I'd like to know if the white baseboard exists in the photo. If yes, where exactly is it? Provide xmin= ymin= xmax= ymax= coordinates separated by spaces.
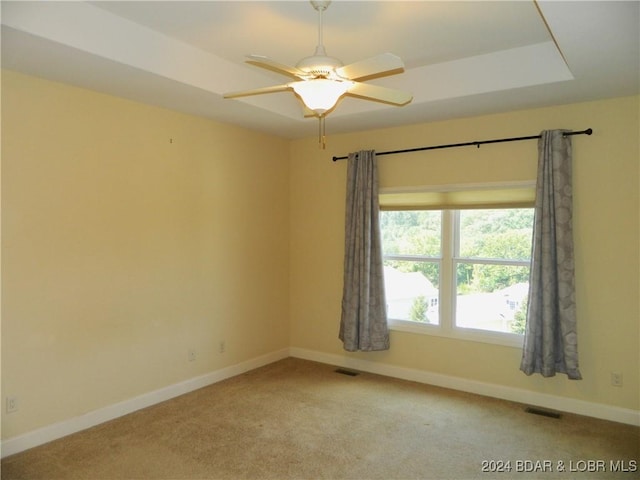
xmin=3 ymin=346 xmax=637 ymax=459
xmin=1 ymin=348 xmax=289 ymax=458
xmin=289 ymin=347 xmax=640 ymax=427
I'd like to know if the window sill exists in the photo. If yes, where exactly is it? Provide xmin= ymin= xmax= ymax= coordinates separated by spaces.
xmin=388 ymin=319 xmax=524 ymax=349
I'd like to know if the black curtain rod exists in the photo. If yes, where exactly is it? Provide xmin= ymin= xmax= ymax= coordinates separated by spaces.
xmin=332 ymin=128 xmax=593 ymax=162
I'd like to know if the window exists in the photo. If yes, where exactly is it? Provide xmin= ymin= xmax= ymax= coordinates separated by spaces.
xmin=380 ymin=207 xmax=534 ymax=346
xmin=380 ymin=210 xmax=442 ymax=325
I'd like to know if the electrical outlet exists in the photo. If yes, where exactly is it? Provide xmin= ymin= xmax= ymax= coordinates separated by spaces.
xmin=219 ymin=340 xmax=226 ymax=353
xmin=6 ymin=396 xmax=18 ymax=413
xmin=611 ymin=372 xmax=623 ymax=387
xmin=188 ymin=348 xmax=197 ymax=362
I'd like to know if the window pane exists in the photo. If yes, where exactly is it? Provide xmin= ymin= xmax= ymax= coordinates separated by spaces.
xmin=456 ymin=263 xmax=529 ymax=334
xmin=380 ymin=211 xmax=441 ymax=256
xmin=383 ymin=260 xmax=439 ymax=324
xmin=459 ymin=209 xmax=533 ymax=260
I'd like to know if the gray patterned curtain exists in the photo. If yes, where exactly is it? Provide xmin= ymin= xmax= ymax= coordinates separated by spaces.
xmin=339 ymin=150 xmax=390 ymax=352
xmin=520 ymin=130 xmax=582 ymax=379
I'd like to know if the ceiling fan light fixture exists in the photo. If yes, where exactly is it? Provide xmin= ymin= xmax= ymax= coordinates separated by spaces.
xmin=223 ymin=0 xmax=411 ymax=148
xmin=291 ymin=79 xmax=352 ymax=115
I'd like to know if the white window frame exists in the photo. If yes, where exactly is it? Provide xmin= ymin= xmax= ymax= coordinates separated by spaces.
xmin=383 ymin=208 xmax=530 ymax=349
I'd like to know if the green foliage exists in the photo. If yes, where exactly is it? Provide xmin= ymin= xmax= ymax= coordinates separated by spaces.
xmin=457 ymin=209 xmax=533 ymax=293
xmin=472 ymin=264 xmax=530 ymax=293
xmin=456 ymin=263 xmax=474 ymax=291
xmin=381 ymin=208 xmax=534 ymax=295
xmin=381 ymin=210 xmax=441 ymax=287
xmin=409 ymin=296 xmax=428 ymax=323
xmin=384 ymin=260 xmax=439 ymax=288
xmin=411 ymin=262 xmax=439 ymax=288
xmin=460 ymin=210 xmax=534 ymax=260
xmin=380 ymin=210 xmax=441 ymax=257
xmin=510 ymin=297 xmax=528 ymax=334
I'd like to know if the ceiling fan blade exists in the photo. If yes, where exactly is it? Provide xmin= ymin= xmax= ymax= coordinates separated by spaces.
xmin=346 ymin=82 xmax=412 ymax=106
xmin=223 ymin=84 xmax=292 ymax=99
xmin=246 ymin=55 xmax=309 ymax=79
xmin=336 ymin=53 xmax=405 ymax=81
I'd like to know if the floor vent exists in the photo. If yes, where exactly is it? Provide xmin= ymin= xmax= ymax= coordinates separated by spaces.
xmin=525 ymin=407 xmax=562 ymax=419
xmin=335 ymin=368 xmax=360 ymax=377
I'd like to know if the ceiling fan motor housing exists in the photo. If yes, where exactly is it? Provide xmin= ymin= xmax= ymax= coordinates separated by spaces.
xmin=296 ymin=54 xmax=344 ymax=79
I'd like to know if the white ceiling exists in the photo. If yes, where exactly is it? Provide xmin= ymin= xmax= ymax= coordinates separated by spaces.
xmin=2 ymin=1 xmax=638 ymax=139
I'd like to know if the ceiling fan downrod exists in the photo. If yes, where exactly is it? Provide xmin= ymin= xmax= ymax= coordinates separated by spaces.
xmin=297 ymin=1 xmax=342 ymax=76
xmin=311 ymin=1 xmax=330 ymax=57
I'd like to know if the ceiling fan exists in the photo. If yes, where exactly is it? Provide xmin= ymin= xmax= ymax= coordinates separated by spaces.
xmin=223 ymin=0 xmax=413 ymax=148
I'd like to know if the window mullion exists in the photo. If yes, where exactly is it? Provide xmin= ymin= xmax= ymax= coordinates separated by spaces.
xmin=440 ymin=210 xmax=455 ymax=331
xmin=384 ymin=254 xmax=441 ymax=262
xmin=454 ymin=258 xmax=531 ymax=267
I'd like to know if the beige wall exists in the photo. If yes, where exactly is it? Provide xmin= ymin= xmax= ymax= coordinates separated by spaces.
xmin=1 ymin=71 xmax=290 ymax=438
xmin=290 ymin=95 xmax=639 ymax=412
xmin=2 ymin=69 xmax=638 ymax=442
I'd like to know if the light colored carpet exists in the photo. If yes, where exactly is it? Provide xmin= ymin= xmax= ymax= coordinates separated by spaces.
xmin=2 ymin=357 xmax=638 ymax=479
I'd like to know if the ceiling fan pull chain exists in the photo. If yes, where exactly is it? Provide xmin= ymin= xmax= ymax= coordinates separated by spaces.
xmin=318 ymin=115 xmax=327 ymax=149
